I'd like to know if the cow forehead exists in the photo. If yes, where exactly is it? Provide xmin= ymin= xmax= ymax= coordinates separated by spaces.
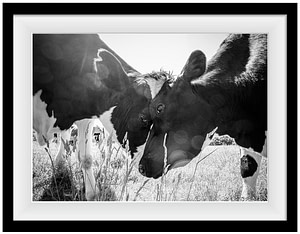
xmin=144 ymin=77 xmax=166 ymax=99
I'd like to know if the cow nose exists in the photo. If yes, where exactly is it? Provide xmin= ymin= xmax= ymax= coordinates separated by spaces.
xmin=139 ymin=163 xmax=147 ymax=176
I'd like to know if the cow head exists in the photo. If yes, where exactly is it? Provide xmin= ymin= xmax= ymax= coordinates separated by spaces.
xmin=86 ymin=48 xmax=155 ymax=158
xmin=138 ymin=50 xmax=214 ymax=178
xmin=33 ymin=34 xmax=156 ymax=157
xmin=110 ymin=70 xmax=173 ymax=158
xmin=139 ymin=34 xmax=267 ymax=178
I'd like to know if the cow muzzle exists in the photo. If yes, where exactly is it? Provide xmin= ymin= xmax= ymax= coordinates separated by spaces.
xmin=138 ymin=154 xmax=164 ymax=179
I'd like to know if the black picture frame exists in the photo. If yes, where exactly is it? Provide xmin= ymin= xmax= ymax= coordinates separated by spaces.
xmin=2 ymin=3 xmax=297 ymax=232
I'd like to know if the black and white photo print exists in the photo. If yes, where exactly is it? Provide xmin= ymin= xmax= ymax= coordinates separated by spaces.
xmin=32 ymin=34 xmax=267 ymax=202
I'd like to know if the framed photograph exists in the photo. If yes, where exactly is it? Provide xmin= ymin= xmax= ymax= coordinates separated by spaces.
xmin=3 ymin=2 xmax=297 ymax=232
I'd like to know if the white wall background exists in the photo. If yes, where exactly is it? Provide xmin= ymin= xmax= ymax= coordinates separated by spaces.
xmin=100 ymin=34 xmax=228 ymax=75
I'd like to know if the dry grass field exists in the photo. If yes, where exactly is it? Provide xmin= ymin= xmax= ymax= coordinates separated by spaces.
xmin=32 ymin=133 xmax=267 ymax=202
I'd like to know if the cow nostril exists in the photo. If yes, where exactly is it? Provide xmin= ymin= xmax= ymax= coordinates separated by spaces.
xmin=139 ymin=164 xmax=146 ymax=176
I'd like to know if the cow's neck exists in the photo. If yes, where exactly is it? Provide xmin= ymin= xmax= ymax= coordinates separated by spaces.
xmin=94 ymin=89 xmax=130 ymax=141
xmin=196 ymin=79 xmax=266 ymax=151
xmin=72 ymin=87 xmax=125 ymax=123
xmin=94 ymin=89 xmax=124 ymax=115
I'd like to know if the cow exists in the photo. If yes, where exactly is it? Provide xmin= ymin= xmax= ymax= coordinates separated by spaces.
xmin=33 ymin=34 xmax=167 ymax=200
xmin=139 ymin=34 xmax=267 ymax=200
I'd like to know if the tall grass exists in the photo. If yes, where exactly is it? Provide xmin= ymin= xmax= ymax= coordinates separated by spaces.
xmin=32 ymin=132 xmax=268 ymax=202
xmin=44 ymin=147 xmax=60 ymax=200
xmin=186 ymin=147 xmax=219 ymax=200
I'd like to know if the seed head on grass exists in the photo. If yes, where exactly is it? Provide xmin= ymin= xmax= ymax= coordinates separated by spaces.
xmin=44 ymin=147 xmax=60 ymax=201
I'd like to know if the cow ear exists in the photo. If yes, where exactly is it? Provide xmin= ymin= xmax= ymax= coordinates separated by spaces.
xmin=180 ymin=50 xmax=206 ymax=82
xmin=95 ymin=49 xmax=130 ymax=91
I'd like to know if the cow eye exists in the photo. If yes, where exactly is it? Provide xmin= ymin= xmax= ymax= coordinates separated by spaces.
xmin=156 ymin=103 xmax=165 ymax=115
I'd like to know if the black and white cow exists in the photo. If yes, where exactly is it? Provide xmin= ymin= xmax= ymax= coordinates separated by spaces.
xmin=33 ymin=34 xmax=166 ymax=200
xmin=139 ymin=34 xmax=267 ymax=200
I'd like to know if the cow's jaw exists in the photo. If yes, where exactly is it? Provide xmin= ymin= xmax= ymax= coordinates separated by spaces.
xmin=33 ymin=90 xmax=59 ymax=145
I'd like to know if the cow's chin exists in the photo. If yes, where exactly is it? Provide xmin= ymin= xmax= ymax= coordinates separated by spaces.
xmin=167 ymin=149 xmax=194 ymax=168
xmin=152 ymin=159 xmax=193 ymax=179
xmin=155 ymin=150 xmax=194 ymax=178
xmin=143 ymin=164 xmax=164 ymax=179
xmin=140 ymin=148 xmax=197 ymax=179
xmin=169 ymin=159 xmax=192 ymax=169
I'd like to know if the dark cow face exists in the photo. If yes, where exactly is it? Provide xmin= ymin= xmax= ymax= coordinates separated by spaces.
xmin=139 ymin=34 xmax=267 ymax=178
xmin=93 ymin=48 xmax=155 ymax=158
xmin=139 ymin=51 xmax=216 ymax=178
xmin=95 ymin=48 xmax=155 ymax=157
xmin=111 ymin=81 xmax=152 ymax=157
xmin=111 ymin=71 xmax=172 ymax=158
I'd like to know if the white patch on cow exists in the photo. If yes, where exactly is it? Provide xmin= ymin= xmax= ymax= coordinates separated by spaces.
xmin=75 ymin=119 xmax=99 ymax=200
xmin=240 ymin=132 xmax=267 ymax=200
xmin=33 ymin=90 xmax=59 ymax=145
xmin=201 ymin=127 xmax=218 ymax=151
xmin=240 ymin=146 xmax=263 ymax=200
xmin=54 ymin=129 xmax=71 ymax=166
xmin=99 ymin=106 xmax=117 ymax=140
xmin=144 ymin=78 xmax=165 ymax=99
xmin=239 ymin=144 xmax=267 ymax=159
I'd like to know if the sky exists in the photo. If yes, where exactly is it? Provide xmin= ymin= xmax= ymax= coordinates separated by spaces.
xmin=100 ymin=34 xmax=229 ymax=76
